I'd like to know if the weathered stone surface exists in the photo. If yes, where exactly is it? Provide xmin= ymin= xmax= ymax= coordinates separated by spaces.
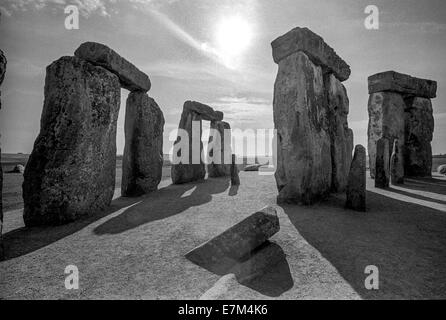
xmin=438 ymin=165 xmax=446 ymax=175
xmin=390 ymin=139 xmax=404 ymax=185
xmin=171 ymin=104 xmax=206 ymax=184
xmin=375 ymin=138 xmax=390 ymax=188
xmin=185 ymin=206 xmax=280 ymax=268
xmin=273 ymin=51 xmax=332 ymax=204
xmin=183 ymin=101 xmax=223 ymax=122
xmin=272 ymin=27 xmax=351 ymax=81
xmin=0 ymin=49 xmax=6 ymax=259
xmin=122 ymin=92 xmax=164 ymax=197
xmin=207 ymin=121 xmax=231 ymax=178
xmin=368 ymin=71 xmax=437 ymax=99
xmin=404 ymin=97 xmax=434 ymax=177
xmin=367 ymin=91 xmax=406 ymax=178
xmin=23 ymin=56 xmax=121 ymax=226
xmin=346 ymin=145 xmax=366 ymax=212
xmin=231 ymin=154 xmax=240 ymax=186
xmin=74 ymin=42 xmax=151 ymax=92
xmin=326 ymin=74 xmax=353 ymax=192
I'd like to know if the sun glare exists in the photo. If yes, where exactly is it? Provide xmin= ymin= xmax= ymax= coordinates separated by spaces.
xmin=215 ymin=15 xmax=253 ymax=68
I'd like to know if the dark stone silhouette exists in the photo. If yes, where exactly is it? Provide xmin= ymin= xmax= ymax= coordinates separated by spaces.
xmin=390 ymin=139 xmax=404 ymax=185
xmin=346 ymin=145 xmax=366 ymax=211
xmin=0 ymin=49 xmax=6 ymax=259
xmin=375 ymin=138 xmax=390 ymax=189
xmin=231 ymin=154 xmax=240 ymax=186
xmin=207 ymin=121 xmax=231 ymax=177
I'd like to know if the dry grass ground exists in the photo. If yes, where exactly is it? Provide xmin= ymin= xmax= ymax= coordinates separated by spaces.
xmin=1 ymin=170 xmax=445 ymax=299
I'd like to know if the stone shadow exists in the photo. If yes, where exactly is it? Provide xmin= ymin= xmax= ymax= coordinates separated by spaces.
xmin=280 ymin=191 xmax=446 ymax=299
xmin=187 ymin=241 xmax=293 ymax=297
xmin=94 ymin=177 xmax=230 ymax=235
xmin=1 ymin=196 xmax=142 ymax=261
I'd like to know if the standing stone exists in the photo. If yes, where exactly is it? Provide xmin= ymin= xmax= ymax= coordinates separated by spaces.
xmin=272 ymin=27 xmax=352 ymax=204
xmin=367 ymin=91 xmax=406 ymax=178
xmin=207 ymin=121 xmax=231 ymax=178
xmin=404 ymin=97 xmax=434 ymax=177
xmin=0 ymin=49 xmax=6 ymax=259
xmin=74 ymin=42 xmax=151 ymax=92
xmin=171 ymin=101 xmax=222 ymax=184
xmin=23 ymin=56 xmax=121 ymax=226
xmin=122 ymin=92 xmax=164 ymax=197
xmin=390 ymin=139 xmax=404 ymax=185
xmin=346 ymin=145 xmax=366 ymax=212
xmin=231 ymin=154 xmax=240 ymax=186
xmin=375 ymin=138 xmax=390 ymax=188
xmin=326 ymin=73 xmax=354 ymax=192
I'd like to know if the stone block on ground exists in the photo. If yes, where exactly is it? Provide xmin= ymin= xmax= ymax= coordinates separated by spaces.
xmin=185 ymin=206 xmax=280 ymax=271
xmin=74 ymin=42 xmax=151 ymax=92
xmin=23 ymin=56 xmax=121 ymax=226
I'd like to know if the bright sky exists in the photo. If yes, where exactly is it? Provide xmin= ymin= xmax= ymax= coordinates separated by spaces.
xmin=0 ymin=0 xmax=445 ymax=155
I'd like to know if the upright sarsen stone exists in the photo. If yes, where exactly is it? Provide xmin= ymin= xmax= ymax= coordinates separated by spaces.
xmin=404 ymin=97 xmax=434 ymax=177
xmin=346 ymin=145 xmax=366 ymax=212
xmin=273 ymin=51 xmax=332 ymax=204
xmin=122 ymin=92 xmax=164 ymax=197
xmin=367 ymin=92 xmax=406 ymax=178
xmin=23 ymin=56 xmax=121 ymax=226
xmin=390 ymin=139 xmax=404 ymax=185
xmin=326 ymin=74 xmax=354 ymax=192
xmin=207 ymin=121 xmax=231 ymax=178
xmin=375 ymin=138 xmax=390 ymax=189
xmin=75 ymin=42 xmax=151 ymax=92
xmin=272 ymin=27 xmax=353 ymax=204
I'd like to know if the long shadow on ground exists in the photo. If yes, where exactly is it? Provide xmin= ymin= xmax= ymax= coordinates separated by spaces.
xmin=2 ymin=196 xmax=142 ymax=261
xmin=94 ymin=177 xmax=230 ymax=235
xmin=280 ymin=184 xmax=446 ymax=299
xmin=187 ymin=241 xmax=293 ymax=297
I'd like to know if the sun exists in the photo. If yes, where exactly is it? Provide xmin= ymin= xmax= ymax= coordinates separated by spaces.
xmin=215 ymin=15 xmax=253 ymax=68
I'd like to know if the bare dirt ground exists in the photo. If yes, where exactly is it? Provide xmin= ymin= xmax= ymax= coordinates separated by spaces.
xmin=1 ymin=170 xmax=446 ymax=299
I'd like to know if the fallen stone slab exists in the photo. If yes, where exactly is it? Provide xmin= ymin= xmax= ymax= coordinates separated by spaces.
xmin=368 ymin=71 xmax=437 ymax=98
xmin=74 ymin=42 xmax=151 ymax=92
xmin=185 ymin=206 xmax=280 ymax=269
xmin=183 ymin=100 xmax=223 ymax=122
xmin=271 ymin=27 xmax=351 ymax=81
xmin=244 ymin=164 xmax=263 ymax=172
